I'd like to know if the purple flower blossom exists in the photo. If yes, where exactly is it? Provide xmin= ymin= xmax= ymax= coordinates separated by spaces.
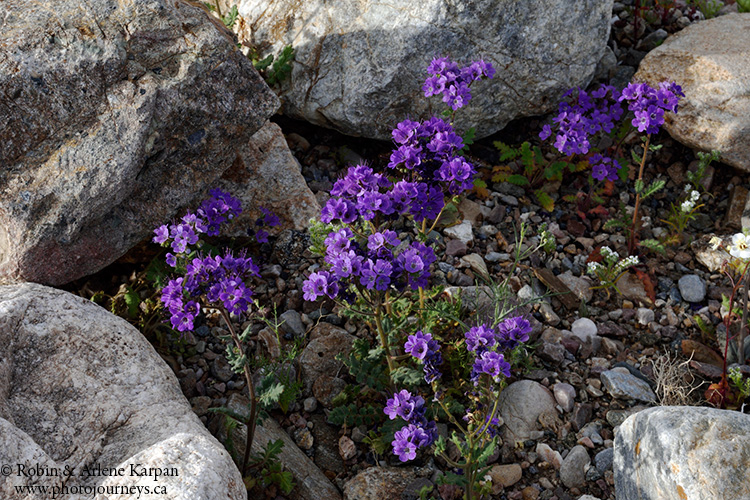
xmin=472 ymin=351 xmax=511 ymax=382
xmin=423 ymin=56 xmax=494 ymax=111
xmin=496 ymin=316 xmax=532 ymax=350
xmin=404 ymin=331 xmax=436 ymax=360
xmin=302 ymin=270 xmax=339 ymax=301
xmin=153 ymin=225 xmax=169 ymax=244
xmin=392 ymin=424 xmax=435 ymax=462
xmin=465 ymin=325 xmax=496 ymax=353
xmin=589 ymin=154 xmax=621 ymax=182
xmin=384 ymin=390 xmax=425 ymax=422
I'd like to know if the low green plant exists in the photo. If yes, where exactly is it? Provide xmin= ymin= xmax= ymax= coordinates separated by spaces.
xmin=586 ymin=246 xmax=640 ymax=298
xmin=491 ymin=140 xmax=574 ymax=211
xmin=738 ymin=0 xmax=750 ymax=12
xmin=688 ymin=0 xmax=724 ymax=18
xmin=728 ymin=367 xmax=750 ymax=402
xmin=251 ymin=45 xmax=295 ymax=87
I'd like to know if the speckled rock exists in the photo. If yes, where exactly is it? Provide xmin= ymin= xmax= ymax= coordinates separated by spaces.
xmin=614 ymin=406 xmax=750 ymax=500
xmin=677 ymin=274 xmax=706 ymax=303
xmin=560 ymin=445 xmax=590 ymax=489
xmin=0 ymin=0 xmax=278 ymax=285
xmin=497 ymin=380 xmax=559 ymax=444
xmin=299 ymin=323 xmax=355 ymax=393
xmin=227 ymin=0 xmax=613 ymax=139
xmin=0 ymin=283 xmax=245 ymax=500
xmin=343 ymin=466 xmax=419 ymax=500
xmin=215 ymin=121 xmax=320 ymax=236
xmin=635 ymin=13 xmax=750 ymax=172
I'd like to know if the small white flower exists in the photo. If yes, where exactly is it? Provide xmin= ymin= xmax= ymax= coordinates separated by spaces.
xmin=730 ymin=233 xmax=750 ymax=260
xmin=684 ymin=184 xmax=692 ymax=193
xmin=709 ymin=236 xmax=722 ymax=251
xmin=587 ymin=261 xmax=601 ymax=274
xmin=690 ymin=190 xmax=700 ymax=201
xmin=681 ymin=200 xmax=695 ymax=213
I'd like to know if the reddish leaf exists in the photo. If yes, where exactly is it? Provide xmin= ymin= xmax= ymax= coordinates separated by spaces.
xmin=576 ymin=210 xmax=588 ymax=221
xmin=588 ymin=247 xmax=604 ymax=264
xmin=589 ymin=205 xmax=609 ymax=218
xmin=633 ymin=268 xmax=656 ymax=303
xmin=600 ymin=180 xmax=615 ymax=196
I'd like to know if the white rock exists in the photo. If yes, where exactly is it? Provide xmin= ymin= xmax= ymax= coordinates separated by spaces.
xmin=571 ymin=318 xmax=598 ymax=342
xmin=0 ymin=284 xmax=245 ymax=500
xmin=444 ymin=221 xmax=474 ymax=245
xmin=615 ymin=407 xmax=750 ymax=500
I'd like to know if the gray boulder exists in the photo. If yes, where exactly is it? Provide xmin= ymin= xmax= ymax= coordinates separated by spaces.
xmin=0 ymin=283 xmax=245 ymax=500
xmin=0 ymin=0 xmax=279 ymax=286
xmin=635 ymin=13 xmax=750 ymax=172
xmin=614 ymin=406 xmax=750 ymax=500
xmin=227 ymin=0 xmax=614 ymax=139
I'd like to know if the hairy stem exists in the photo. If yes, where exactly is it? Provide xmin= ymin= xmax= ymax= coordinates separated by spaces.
xmin=629 ymin=134 xmax=651 ymax=254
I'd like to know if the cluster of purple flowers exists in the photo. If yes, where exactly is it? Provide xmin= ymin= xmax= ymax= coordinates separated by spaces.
xmin=388 ymin=117 xmax=476 ymax=196
xmin=465 ymin=316 xmax=531 ymax=385
xmin=539 ymin=81 xmax=683 ymax=181
xmin=422 ymin=56 xmax=495 ymax=111
xmin=384 ymin=390 xmax=438 ymax=462
xmin=619 ymin=81 xmax=683 ymax=134
xmin=153 ymin=189 xmax=243 ymax=265
xmin=589 ymin=154 xmax=621 ymax=182
xmin=153 ymin=189 xmax=271 ymax=332
xmin=252 ymin=206 xmax=280 ymax=243
xmin=160 ymin=250 xmax=259 ymax=331
xmin=404 ymin=331 xmax=443 ymax=383
xmin=539 ymin=84 xmax=624 ymax=157
xmin=302 ymin=227 xmax=437 ymax=301
xmin=320 ymin=164 xmax=445 ymax=225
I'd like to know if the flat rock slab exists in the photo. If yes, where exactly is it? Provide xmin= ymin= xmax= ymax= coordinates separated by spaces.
xmin=0 ymin=0 xmax=278 ymax=285
xmin=224 ymin=394 xmax=342 ymax=500
xmin=636 ymin=13 xmax=750 ymax=172
xmin=614 ymin=406 xmax=750 ymax=500
xmin=601 ymin=368 xmax=656 ymax=403
xmin=229 ymin=0 xmax=613 ymax=139
xmin=0 ymin=283 xmax=245 ymax=500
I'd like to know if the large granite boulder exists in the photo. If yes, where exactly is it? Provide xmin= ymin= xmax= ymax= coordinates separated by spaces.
xmin=635 ymin=13 xmax=750 ymax=172
xmin=0 ymin=283 xmax=246 ymax=500
xmin=614 ymin=406 xmax=750 ymax=500
xmin=0 ymin=0 xmax=279 ymax=286
xmin=225 ymin=0 xmax=614 ymax=139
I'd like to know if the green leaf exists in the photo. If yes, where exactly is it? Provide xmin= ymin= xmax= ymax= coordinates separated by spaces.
xmin=475 ymin=437 xmax=498 ymax=466
xmin=462 ymin=127 xmax=476 ymax=149
xmin=617 ymin=161 xmax=629 ymax=183
xmin=544 ymin=161 xmax=565 ymax=181
xmin=634 ymin=178 xmax=644 ymax=194
xmin=739 ymin=0 xmax=750 ymax=12
xmin=258 ymin=381 xmax=285 ymax=409
xmin=507 ymin=174 xmax=530 ymax=186
xmin=124 ymin=288 xmax=140 ymax=319
xmin=643 ymin=179 xmax=666 ymax=198
xmin=631 ymin=150 xmax=642 ymax=165
xmin=389 ymin=366 xmax=425 ymax=387
xmin=253 ymin=54 xmax=274 ymax=71
xmin=433 ymin=435 xmax=446 ymax=456
xmin=493 ymin=141 xmax=521 ymax=162
xmin=534 ymin=190 xmax=555 ymax=212
xmin=639 ymin=238 xmax=666 ymax=254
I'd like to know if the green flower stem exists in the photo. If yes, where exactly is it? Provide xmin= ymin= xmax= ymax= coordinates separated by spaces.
xmin=629 ymin=134 xmax=651 ymax=253
xmin=215 ymin=307 xmax=257 ymax=477
xmin=741 ymin=280 xmax=748 ymax=364
xmin=373 ymin=303 xmax=395 ymax=375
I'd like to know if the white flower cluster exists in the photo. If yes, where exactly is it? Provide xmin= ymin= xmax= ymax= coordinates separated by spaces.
xmin=587 ymin=261 xmax=601 ymax=274
xmin=680 ymin=188 xmax=700 ymax=213
xmin=612 ymin=255 xmax=639 ymax=275
xmin=600 ymin=246 xmax=619 ymax=266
